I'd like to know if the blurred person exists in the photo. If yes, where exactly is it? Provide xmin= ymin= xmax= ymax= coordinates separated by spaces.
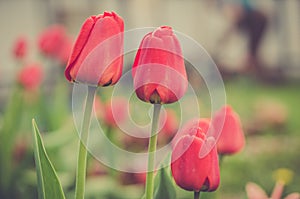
xmin=216 ymin=0 xmax=268 ymax=77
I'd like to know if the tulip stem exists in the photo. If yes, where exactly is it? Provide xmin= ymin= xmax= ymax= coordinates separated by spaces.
xmin=106 ymin=125 xmax=117 ymax=178
xmin=218 ymin=154 xmax=224 ymax=166
xmin=145 ymin=103 xmax=161 ymax=199
xmin=194 ymin=191 xmax=200 ymax=199
xmin=75 ymin=86 xmax=96 ymax=199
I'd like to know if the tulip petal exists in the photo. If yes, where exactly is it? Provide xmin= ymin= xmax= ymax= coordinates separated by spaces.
xmin=245 ymin=182 xmax=268 ymax=199
xmin=65 ymin=17 xmax=95 ymax=82
xmin=205 ymin=146 xmax=220 ymax=192
xmin=284 ymin=193 xmax=300 ymax=199
xmin=171 ymin=135 xmax=210 ymax=191
xmin=213 ymin=105 xmax=245 ymax=155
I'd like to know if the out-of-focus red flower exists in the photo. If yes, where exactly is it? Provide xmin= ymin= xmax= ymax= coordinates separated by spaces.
xmin=13 ymin=36 xmax=27 ymax=60
xmin=65 ymin=11 xmax=124 ymax=86
xmin=13 ymin=136 xmax=28 ymax=164
xmin=38 ymin=25 xmax=67 ymax=57
xmin=134 ymin=172 xmax=147 ymax=184
xmin=56 ymin=36 xmax=73 ymax=65
xmin=160 ymin=109 xmax=178 ymax=136
xmin=18 ymin=63 xmax=43 ymax=91
xmin=171 ymin=119 xmax=220 ymax=192
xmin=103 ymin=97 xmax=127 ymax=127
xmin=132 ymin=26 xmax=187 ymax=104
xmin=158 ymin=109 xmax=178 ymax=144
xmin=93 ymin=95 xmax=104 ymax=119
xmin=120 ymin=172 xmax=146 ymax=185
xmin=122 ymin=135 xmax=149 ymax=152
xmin=212 ymin=105 xmax=245 ymax=155
xmin=87 ymin=159 xmax=107 ymax=177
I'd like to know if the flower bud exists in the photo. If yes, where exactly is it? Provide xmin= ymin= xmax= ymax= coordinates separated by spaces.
xmin=213 ymin=105 xmax=245 ymax=155
xmin=171 ymin=119 xmax=220 ymax=192
xmin=65 ymin=11 xmax=124 ymax=86
xmin=132 ymin=26 xmax=187 ymax=104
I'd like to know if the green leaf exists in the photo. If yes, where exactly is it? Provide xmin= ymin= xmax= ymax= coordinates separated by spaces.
xmin=32 ymin=119 xmax=66 ymax=199
xmin=0 ymin=87 xmax=24 ymax=193
xmin=153 ymin=166 xmax=177 ymax=199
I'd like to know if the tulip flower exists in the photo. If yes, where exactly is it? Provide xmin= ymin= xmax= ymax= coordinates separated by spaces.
xmin=132 ymin=26 xmax=187 ymax=104
xmin=18 ymin=63 xmax=43 ymax=91
xmin=119 ymin=172 xmax=146 ymax=185
xmin=171 ymin=119 xmax=220 ymax=194
xmin=160 ymin=109 xmax=178 ymax=135
xmin=93 ymin=95 xmax=104 ymax=119
xmin=158 ymin=109 xmax=178 ymax=144
xmin=65 ymin=11 xmax=124 ymax=86
xmin=133 ymin=26 xmax=187 ymax=199
xmin=38 ymin=25 xmax=67 ymax=57
xmin=212 ymin=105 xmax=245 ymax=155
xmin=103 ymin=97 xmax=127 ymax=127
xmin=172 ymin=118 xmax=211 ymax=146
xmin=13 ymin=36 xmax=27 ymax=60
xmin=64 ymin=12 xmax=124 ymax=199
xmin=56 ymin=36 xmax=73 ymax=65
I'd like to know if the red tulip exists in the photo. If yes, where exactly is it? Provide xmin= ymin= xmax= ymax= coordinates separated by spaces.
xmin=38 ymin=25 xmax=67 ymax=57
xmin=157 ymin=109 xmax=178 ymax=145
xmin=93 ymin=95 xmax=104 ymax=119
xmin=65 ymin=11 xmax=124 ymax=86
xmin=171 ymin=119 xmax=220 ymax=192
xmin=56 ymin=36 xmax=73 ymax=65
xmin=132 ymin=26 xmax=187 ymax=104
xmin=172 ymin=118 xmax=212 ymax=146
xmin=103 ymin=97 xmax=127 ymax=127
xmin=119 ymin=172 xmax=146 ymax=185
xmin=18 ymin=63 xmax=43 ymax=91
xmin=13 ymin=36 xmax=27 ymax=59
xmin=159 ymin=109 xmax=178 ymax=136
xmin=212 ymin=105 xmax=245 ymax=155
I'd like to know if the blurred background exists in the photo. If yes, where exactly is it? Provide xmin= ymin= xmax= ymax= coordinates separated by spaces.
xmin=0 ymin=0 xmax=299 ymax=199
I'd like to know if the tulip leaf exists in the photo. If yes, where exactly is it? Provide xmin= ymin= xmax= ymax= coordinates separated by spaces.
xmin=153 ymin=166 xmax=176 ymax=199
xmin=32 ymin=119 xmax=66 ymax=199
xmin=0 ymin=87 xmax=24 ymax=193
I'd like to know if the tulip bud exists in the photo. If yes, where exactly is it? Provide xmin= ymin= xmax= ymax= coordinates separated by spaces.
xmin=103 ymin=97 xmax=127 ymax=127
xmin=132 ymin=26 xmax=187 ymax=104
xmin=13 ymin=36 xmax=27 ymax=60
xmin=93 ymin=95 xmax=104 ymax=119
xmin=158 ymin=109 xmax=178 ymax=144
xmin=65 ymin=11 xmax=124 ymax=86
xmin=57 ymin=36 xmax=73 ymax=65
xmin=213 ymin=105 xmax=245 ymax=155
xmin=18 ymin=63 xmax=43 ymax=91
xmin=38 ymin=25 xmax=67 ymax=57
xmin=171 ymin=119 xmax=220 ymax=192
xmin=172 ymin=118 xmax=212 ymax=146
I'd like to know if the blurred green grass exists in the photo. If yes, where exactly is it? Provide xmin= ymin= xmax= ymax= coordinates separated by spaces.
xmin=225 ymin=78 xmax=300 ymax=135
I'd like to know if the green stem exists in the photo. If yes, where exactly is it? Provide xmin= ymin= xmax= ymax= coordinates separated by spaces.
xmin=106 ymin=126 xmax=117 ymax=178
xmin=218 ymin=154 xmax=224 ymax=166
xmin=105 ymin=125 xmax=113 ymax=143
xmin=0 ymin=86 xmax=23 ymax=198
xmin=75 ymin=86 xmax=96 ymax=199
xmin=145 ymin=103 xmax=162 ymax=199
xmin=194 ymin=191 xmax=200 ymax=199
